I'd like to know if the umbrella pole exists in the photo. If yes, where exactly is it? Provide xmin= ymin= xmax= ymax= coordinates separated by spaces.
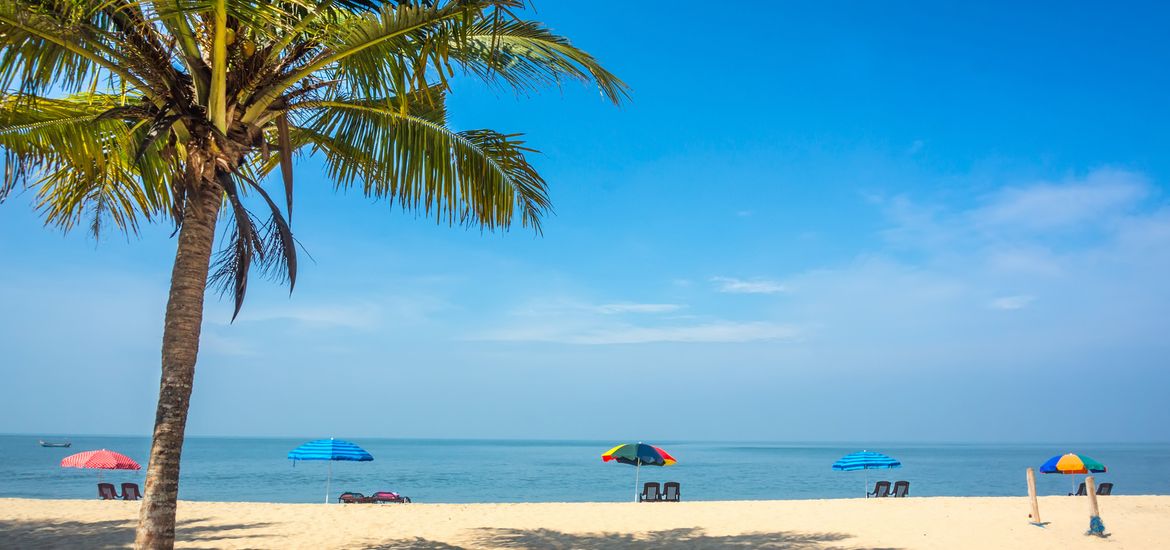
xmin=326 ymin=461 xmax=332 ymax=504
xmin=633 ymin=460 xmax=641 ymax=503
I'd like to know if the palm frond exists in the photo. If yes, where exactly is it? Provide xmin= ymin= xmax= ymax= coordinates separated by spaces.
xmin=0 ymin=1 xmax=150 ymax=94
xmin=288 ymin=97 xmax=547 ymax=231
xmin=242 ymin=0 xmax=497 ymax=123
xmin=208 ymin=170 xmax=299 ymax=317
xmin=242 ymin=175 xmax=298 ymax=290
xmin=210 ymin=171 xmax=263 ymax=319
xmin=451 ymin=16 xmax=630 ymax=104
xmin=0 ymin=94 xmax=172 ymax=233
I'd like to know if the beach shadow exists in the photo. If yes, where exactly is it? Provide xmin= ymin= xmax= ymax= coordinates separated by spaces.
xmin=0 ymin=518 xmax=134 ymax=549
xmin=177 ymin=517 xmax=278 ymax=545
xmin=367 ymin=527 xmax=897 ymax=549
xmin=0 ymin=516 xmax=276 ymax=549
xmin=365 ymin=537 xmax=468 ymax=549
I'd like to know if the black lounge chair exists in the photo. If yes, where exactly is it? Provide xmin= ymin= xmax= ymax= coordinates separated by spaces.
xmin=1070 ymin=482 xmax=1087 ymax=496
xmin=338 ymin=492 xmax=371 ymax=504
xmin=1096 ymin=483 xmax=1113 ymax=496
xmin=639 ymin=482 xmax=661 ymax=502
xmin=891 ymin=481 xmax=910 ymax=498
xmin=371 ymin=491 xmax=411 ymax=503
xmin=662 ymin=482 xmax=680 ymax=502
xmin=97 ymin=483 xmax=119 ymax=500
xmin=868 ymin=481 xmax=891 ymax=498
xmin=121 ymin=483 xmax=142 ymax=501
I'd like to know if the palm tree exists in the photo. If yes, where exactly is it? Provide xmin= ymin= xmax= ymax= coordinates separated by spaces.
xmin=0 ymin=1 xmax=626 ymax=547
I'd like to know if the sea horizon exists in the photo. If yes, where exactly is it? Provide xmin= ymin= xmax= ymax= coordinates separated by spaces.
xmin=4 ymin=435 xmax=1167 ymax=505
xmin=13 ymin=432 xmax=1170 ymax=446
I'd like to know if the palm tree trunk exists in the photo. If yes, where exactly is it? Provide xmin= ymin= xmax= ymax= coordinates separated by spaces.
xmin=134 ymin=180 xmax=222 ymax=550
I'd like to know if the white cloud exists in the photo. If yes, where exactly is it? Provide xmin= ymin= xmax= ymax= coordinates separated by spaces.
xmin=988 ymin=295 xmax=1036 ymax=310
xmin=511 ymin=300 xmax=682 ymax=317
xmin=239 ymin=304 xmax=380 ymax=329
xmin=473 ymin=321 xmax=799 ymax=345
xmin=878 ymin=169 xmax=1157 ymax=253
xmin=711 ymin=276 xmax=788 ymax=294
xmin=199 ymin=332 xmax=258 ymax=357
xmin=877 ymin=195 xmax=956 ymax=250
xmin=593 ymin=303 xmax=683 ymax=314
xmin=973 ymin=169 xmax=1149 ymax=231
xmin=771 ymin=167 xmax=1170 ymax=372
xmin=470 ymin=295 xmax=793 ymax=345
xmin=984 ymin=248 xmax=1064 ymax=277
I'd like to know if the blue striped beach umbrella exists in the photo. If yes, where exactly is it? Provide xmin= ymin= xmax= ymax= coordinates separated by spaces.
xmin=288 ymin=438 xmax=373 ymax=503
xmin=832 ymin=451 xmax=902 ymax=497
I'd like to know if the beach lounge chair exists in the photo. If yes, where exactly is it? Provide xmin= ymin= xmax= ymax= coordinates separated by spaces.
xmin=371 ymin=491 xmax=411 ymax=503
xmin=639 ymin=482 xmax=661 ymax=502
xmin=868 ymin=481 xmax=891 ymax=498
xmin=1096 ymin=483 xmax=1113 ymax=495
xmin=891 ymin=481 xmax=910 ymax=498
xmin=662 ymin=482 xmax=680 ymax=502
xmin=1070 ymin=482 xmax=1087 ymax=496
xmin=121 ymin=483 xmax=142 ymax=501
xmin=338 ymin=492 xmax=371 ymax=504
xmin=97 ymin=483 xmax=119 ymax=500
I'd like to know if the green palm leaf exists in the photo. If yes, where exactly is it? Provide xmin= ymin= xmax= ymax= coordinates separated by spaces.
xmin=0 ymin=94 xmax=172 ymax=234
xmin=288 ymin=96 xmax=548 ymax=231
xmin=453 ymin=17 xmax=630 ymax=104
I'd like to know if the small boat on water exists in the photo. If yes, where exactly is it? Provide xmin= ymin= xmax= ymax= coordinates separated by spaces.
xmin=39 ymin=440 xmax=71 ymax=448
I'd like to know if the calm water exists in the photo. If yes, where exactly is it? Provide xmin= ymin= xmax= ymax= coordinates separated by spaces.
xmin=1 ymin=435 xmax=1167 ymax=503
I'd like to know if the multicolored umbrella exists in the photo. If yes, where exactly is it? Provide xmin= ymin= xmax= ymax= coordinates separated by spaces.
xmin=1039 ymin=453 xmax=1106 ymax=475
xmin=288 ymin=438 xmax=373 ymax=503
xmin=1040 ymin=453 xmax=1107 ymax=496
xmin=601 ymin=442 xmax=677 ymax=502
xmin=60 ymin=449 xmax=141 ymax=483
xmin=832 ymin=451 xmax=901 ymax=497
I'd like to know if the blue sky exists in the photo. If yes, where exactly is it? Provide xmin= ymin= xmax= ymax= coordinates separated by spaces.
xmin=2 ymin=1 xmax=1169 ymax=442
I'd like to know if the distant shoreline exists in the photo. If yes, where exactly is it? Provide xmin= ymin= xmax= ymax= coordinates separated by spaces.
xmin=7 ymin=433 xmax=1170 ymax=445
xmin=2 ymin=496 xmax=1167 ymax=549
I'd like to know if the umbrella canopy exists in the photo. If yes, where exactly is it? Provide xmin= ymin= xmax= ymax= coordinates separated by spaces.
xmin=61 ymin=449 xmax=141 ymax=470
xmin=288 ymin=438 xmax=374 ymax=462
xmin=602 ymin=443 xmax=677 ymax=467
xmin=832 ymin=451 xmax=901 ymax=471
xmin=602 ymin=442 xmax=677 ymax=502
xmin=832 ymin=451 xmax=901 ymax=497
xmin=1040 ymin=453 xmax=1106 ymax=474
xmin=288 ymin=438 xmax=373 ymax=503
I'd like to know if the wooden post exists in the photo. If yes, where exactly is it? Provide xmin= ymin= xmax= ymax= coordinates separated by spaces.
xmin=1026 ymin=467 xmax=1042 ymax=526
xmin=1086 ymin=476 xmax=1100 ymax=517
xmin=1085 ymin=475 xmax=1107 ymax=536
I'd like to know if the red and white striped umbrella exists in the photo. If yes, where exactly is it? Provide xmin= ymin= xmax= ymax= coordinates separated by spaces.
xmin=60 ymin=449 xmax=141 ymax=470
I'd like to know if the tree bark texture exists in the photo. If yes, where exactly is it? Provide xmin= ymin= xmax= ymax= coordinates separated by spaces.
xmin=134 ymin=181 xmax=222 ymax=550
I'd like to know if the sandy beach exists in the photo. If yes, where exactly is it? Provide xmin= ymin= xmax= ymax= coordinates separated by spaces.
xmin=1 ymin=496 xmax=1167 ymax=549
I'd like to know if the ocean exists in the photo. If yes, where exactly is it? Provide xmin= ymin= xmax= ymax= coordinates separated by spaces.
xmin=1 ymin=436 xmax=1167 ymax=503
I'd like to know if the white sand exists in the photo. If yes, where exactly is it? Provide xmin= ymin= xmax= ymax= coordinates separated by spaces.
xmin=1 ymin=496 xmax=1167 ymax=548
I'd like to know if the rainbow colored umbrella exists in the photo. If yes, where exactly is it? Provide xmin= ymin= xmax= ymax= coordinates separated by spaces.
xmin=1039 ymin=453 xmax=1106 ymax=474
xmin=1040 ymin=453 xmax=1106 ymax=496
xmin=601 ymin=442 xmax=677 ymax=502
